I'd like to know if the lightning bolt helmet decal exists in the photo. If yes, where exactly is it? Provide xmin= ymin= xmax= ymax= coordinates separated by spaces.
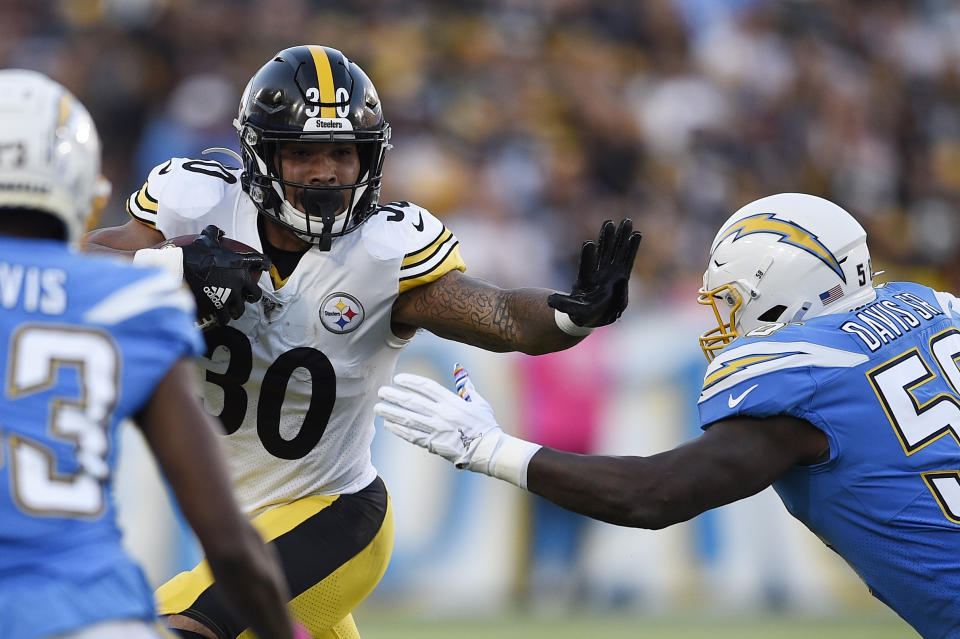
xmin=718 ymin=212 xmax=846 ymax=283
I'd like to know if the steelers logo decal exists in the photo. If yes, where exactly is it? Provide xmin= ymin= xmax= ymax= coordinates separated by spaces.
xmin=320 ymin=292 xmax=365 ymax=334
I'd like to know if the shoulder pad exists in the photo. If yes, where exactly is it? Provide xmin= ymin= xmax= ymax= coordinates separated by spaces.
xmin=127 ymin=158 xmax=241 ymax=230
xmin=365 ymin=201 xmax=467 ymax=292
xmin=371 ymin=200 xmax=446 ymax=241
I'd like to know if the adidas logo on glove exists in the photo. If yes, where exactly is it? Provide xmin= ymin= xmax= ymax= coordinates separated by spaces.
xmin=203 ymin=286 xmax=231 ymax=310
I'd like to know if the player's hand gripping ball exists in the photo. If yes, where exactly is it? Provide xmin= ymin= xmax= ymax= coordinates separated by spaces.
xmin=162 ymin=225 xmax=271 ymax=331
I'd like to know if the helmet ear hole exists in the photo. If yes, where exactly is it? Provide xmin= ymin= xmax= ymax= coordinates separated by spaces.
xmin=757 ymin=305 xmax=787 ymax=323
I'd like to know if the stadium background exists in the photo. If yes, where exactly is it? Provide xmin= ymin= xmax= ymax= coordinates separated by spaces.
xmin=6 ymin=0 xmax=957 ymax=636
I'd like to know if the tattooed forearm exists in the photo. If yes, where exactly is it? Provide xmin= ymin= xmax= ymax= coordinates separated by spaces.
xmin=392 ymin=271 xmax=583 ymax=354
xmin=415 ymin=282 xmax=525 ymax=349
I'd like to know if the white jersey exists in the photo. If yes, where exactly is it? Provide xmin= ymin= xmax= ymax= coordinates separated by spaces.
xmin=128 ymin=158 xmax=466 ymax=514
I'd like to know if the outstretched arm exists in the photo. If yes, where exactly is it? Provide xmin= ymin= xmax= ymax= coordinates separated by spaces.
xmin=392 ymin=269 xmax=580 ymax=354
xmin=375 ymin=369 xmax=828 ymax=530
xmin=137 ymin=360 xmax=296 ymax=639
xmin=392 ymin=219 xmax=642 ymax=354
xmin=526 ymin=415 xmax=827 ymax=528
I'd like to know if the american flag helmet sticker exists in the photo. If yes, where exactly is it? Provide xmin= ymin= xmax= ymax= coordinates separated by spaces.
xmin=819 ymin=284 xmax=844 ymax=306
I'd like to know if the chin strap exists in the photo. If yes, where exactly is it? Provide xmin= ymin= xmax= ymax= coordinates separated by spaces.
xmin=301 ymin=190 xmax=340 ymax=251
xmin=316 ymin=216 xmax=334 ymax=251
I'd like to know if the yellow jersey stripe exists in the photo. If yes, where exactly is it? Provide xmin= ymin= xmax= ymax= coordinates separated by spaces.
xmin=135 ymin=181 xmax=158 ymax=213
xmin=399 ymin=244 xmax=466 ymax=293
xmin=308 ymin=45 xmax=336 ymax=118
xmin=268 ymin=264 xmax=291 ymax=290
xmin=125 ymin=197 xmax=157 ymax=228
xmin=402 ymin=228 xmax=452 ymax=268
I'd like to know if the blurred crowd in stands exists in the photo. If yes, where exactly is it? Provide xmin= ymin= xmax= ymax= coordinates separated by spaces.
xmin=4 ymin=0 xmax=960 ymax=297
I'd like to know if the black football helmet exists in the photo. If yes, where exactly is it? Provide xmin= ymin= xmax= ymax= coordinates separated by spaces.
xmin=234 ymin=45 xmax=391 ymax=249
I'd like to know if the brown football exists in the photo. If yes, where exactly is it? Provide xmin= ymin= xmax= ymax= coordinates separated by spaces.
xmin=156 ymin=233 xmax=269 ymax=331
xmin=160 ymin=233 xmax=262 ymax=256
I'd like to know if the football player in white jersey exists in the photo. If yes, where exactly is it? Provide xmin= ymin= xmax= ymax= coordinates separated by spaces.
xmin=84 ymin=45 xmax=642 ymax=639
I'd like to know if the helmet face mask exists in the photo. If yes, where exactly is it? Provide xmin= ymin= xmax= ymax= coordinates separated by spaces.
xmin=0 ymin=69 xmax=110 ymax=243
xmin=270 ymin=139 xmax=363 ymax=235
xmin=236 ymin=45 xmax=391 ymax=249
xmin=698 ymin=283 xmax=744 ymax=361
xmin=698 ymin=193 xmax=877 ymax=361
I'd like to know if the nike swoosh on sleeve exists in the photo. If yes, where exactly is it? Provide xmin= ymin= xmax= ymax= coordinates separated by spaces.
xmin=728 ymin=384 xmax=759 ymax=408
xmin=413 ymin=212 xmax=424 ymax=232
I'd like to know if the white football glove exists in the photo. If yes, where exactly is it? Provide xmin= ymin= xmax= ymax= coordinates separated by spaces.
xmin=374 ymin=364 xmax=541 ymax=489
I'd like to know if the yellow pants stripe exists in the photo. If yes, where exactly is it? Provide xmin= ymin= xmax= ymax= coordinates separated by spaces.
xmin=156 ymin=494 xmax=341 ymax=614
xmin=156 ymin=481 xmax=392 ymax=639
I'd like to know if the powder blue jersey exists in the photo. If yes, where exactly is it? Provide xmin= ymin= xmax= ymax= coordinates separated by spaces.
xmin=0 ymin=237 xmax=203 ymax=639
xmin=699 ymin=281 xmax=960 ymax=638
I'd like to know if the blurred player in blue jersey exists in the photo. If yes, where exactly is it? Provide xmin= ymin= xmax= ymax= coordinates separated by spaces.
xmin=377 ymin=192 xmax=960 ymax=639
xmin=0 ymin=69 xmax=305 ymax=639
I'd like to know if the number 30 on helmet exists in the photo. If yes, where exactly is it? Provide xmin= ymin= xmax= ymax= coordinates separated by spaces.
xmin=234 ymin=45 xmax=392 ymax=249
xmin=698 ymin=193 xmax=877 ymax=361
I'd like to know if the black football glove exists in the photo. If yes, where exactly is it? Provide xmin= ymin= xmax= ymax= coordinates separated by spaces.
xmin=547 ymin=219 xmax=642 ymax=328
xmin=181 ymin=225 xmax=270 ymax=330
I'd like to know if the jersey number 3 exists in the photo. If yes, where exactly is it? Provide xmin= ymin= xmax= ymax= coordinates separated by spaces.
xmin=2 ymin=325 xmax=116 ymax=517
xmin=868 ymin=328 xmax=960 ymax=524
xmin=202 ymin=326 xmax=336 ymax=460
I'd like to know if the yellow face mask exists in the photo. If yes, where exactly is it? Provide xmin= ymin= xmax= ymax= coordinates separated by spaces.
xmin=697 ymin=283 xmax=743 ymax=362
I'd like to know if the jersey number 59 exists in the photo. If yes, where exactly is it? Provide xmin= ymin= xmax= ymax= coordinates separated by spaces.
xmin=868 ymin=327 xmax=960 ymax=524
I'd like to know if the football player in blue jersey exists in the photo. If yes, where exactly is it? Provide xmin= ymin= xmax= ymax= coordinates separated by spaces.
xmin=377 ymin=192 xmax=960 ymax=639
xmin=0 ymin=70 xmax=305 ymax=639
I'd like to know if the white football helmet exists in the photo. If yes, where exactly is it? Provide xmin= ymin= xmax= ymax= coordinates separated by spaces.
xmin=698 ymin=193 xmax=877 ymax=361
xmin=0 ymin=69 xmax=110 ymax=242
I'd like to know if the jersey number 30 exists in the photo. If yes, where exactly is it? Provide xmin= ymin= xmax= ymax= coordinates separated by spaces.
xmin=868 ymin=327 xmax=960 ymax=524
xmin=202 ymin=326 xmax=336 ymax=460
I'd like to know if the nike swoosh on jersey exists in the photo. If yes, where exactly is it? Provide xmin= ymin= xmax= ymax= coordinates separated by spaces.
xmin=413 ymin=212 xmax=424 ymax=232
xmin=728 ymin=384 xmax=759 ymax=408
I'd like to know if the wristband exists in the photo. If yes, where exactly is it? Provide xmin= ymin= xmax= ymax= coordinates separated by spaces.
xmin=554 ymin=308 xmax=595 ymax=337
xmin=132 ymin=245 xmax=184 ymax=279
xmin=465 ymin=431 xmax=542 ymax=490
xmin=490 ymin=435 xmax=542 ymax=490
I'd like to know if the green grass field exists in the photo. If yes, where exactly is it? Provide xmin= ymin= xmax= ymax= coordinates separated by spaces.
xmin=357 ymin=610 xmax=919 ymax=639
